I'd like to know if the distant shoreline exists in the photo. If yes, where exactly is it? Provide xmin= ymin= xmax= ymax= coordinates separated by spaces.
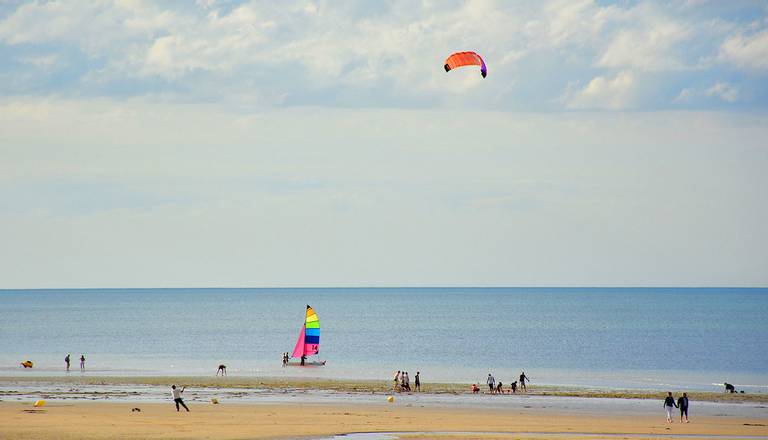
xmin=1 ymin=376 xmax=765 ymax=404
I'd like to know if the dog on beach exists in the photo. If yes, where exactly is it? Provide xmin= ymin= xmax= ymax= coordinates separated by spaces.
xmin=724 ymin=382 xmax=735 ymax=393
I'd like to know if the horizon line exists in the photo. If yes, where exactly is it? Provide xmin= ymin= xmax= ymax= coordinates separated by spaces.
xmin=1 ymin=286 xmax=767 ymax=291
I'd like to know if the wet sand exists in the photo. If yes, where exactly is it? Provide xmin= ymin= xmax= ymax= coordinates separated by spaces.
xmin=1 ymin=401 xmax=767 ymax=440
xmin=1 ymin=376 xmax=765 ymax=404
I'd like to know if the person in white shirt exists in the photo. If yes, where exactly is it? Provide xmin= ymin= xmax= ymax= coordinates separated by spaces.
xmin=171 ymin=385 xmax=189 ymax=412
xmin=487 ymin=373 xmax=495 ymax=394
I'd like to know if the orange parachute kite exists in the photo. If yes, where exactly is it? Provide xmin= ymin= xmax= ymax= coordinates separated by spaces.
xmin=444 ymin=51 xmax=487 ymax=78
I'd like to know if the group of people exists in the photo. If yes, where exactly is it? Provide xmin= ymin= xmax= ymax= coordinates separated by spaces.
xmin=64 ymin=353 xmax=86 ymax=371
xmin=482 ymin=371 xmax=529 ymax=394
xmin=663 ymin=392 xmax=690 ymax=423
xmin=393 ymin=370 xmax=420 ymax=392
xmin=281 ymin=352 xmax=290 ymax=367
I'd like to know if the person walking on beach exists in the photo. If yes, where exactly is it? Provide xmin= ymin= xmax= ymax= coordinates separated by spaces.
xmin=79 ymin=354 xmax=85 ymax=371
xmin=216 ymin=364 xmax=227 ymax=376
xmin=65 ymin=354 xmax=70 ymax=372
xmin=678 ymin=392 xmax=689 ymax=423
xmin=496 ymin=381 xmax=503 ymax=395
xmin=282 ymin=352 xmax=289 ymax=367
xmin=510 ymin=381 xmax=517 ymax=393
xmin=394 ymin=371 xmax=401 ymax=392
xmin=663 ymin=392 xmax=677 ymax=423
xmin=519 ymin=371 xmax=529 ymax=392
xmin=414 ymin=371 xmax=421 ymax=392
xmin=487 ymin=373 xmax=496 ymax=394
xmin=171 ymin=385 xmax=189 ymax=412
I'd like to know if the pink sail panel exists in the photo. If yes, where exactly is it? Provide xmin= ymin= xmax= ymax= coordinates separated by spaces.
xmin=291 ymin=324 xmax=306 ymax=358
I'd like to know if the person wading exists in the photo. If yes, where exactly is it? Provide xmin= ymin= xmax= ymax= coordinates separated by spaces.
xmin=487 ymin=373 xmax=496 ymax=394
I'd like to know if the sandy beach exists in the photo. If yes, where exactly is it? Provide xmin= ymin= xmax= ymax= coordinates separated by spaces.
xmin=1 ymin=376 xmax=767 ymax=440
xmin=1 ymin=400 xmax=767 ymax=440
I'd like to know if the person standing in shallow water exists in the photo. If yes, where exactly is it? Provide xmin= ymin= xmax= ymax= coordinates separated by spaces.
xmin=171 ymin=385 xmax=189 ymax=412
xmin=678 ymin=392 xmax=690 ymax=423
xmin=79 ymin=354 xmax=85 ymax=371
xmin=414 ymin=371 xmax=421 ymax=392
xmin=64 ymin=354 xmax=70 ymax=372
xmin=519 ymin=371 xmax=529 ymax=391
xmin=664 ymin=392 xmax=677 ymax=423
xmin=487 ymin=373 xmax=496 ymax=394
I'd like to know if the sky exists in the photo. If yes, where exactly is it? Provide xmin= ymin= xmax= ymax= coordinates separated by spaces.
xmin=1 ymin=0 xmax=767 ymax=288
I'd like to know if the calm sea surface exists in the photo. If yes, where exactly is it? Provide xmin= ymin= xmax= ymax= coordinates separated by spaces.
xmin=1 ymin=288 xmax=766 ymax=391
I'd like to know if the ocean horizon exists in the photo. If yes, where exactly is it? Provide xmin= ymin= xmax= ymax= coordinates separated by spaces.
xmin=2 ymin=287 xmax=766 ymax=392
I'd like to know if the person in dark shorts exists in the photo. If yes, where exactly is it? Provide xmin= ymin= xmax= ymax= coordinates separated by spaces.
xmin=487 ymin=373 xmax=495 ymax=393
xmin=171 ymin=385 xmax=189 ymax=412
xmin=414 ymin=371 xmax=421 ymax=392
xmin=496 ymin=382 xmax=503 ymax=394
xmin=519 ymin=372 xmax=529 ymax=391
xmin=677 ymin=392 xmax=689 ymax=423
xmin=510 ymin=381 xmax=517 ymax=393
xmin=65 ymin=354 xmax=70 ymax=372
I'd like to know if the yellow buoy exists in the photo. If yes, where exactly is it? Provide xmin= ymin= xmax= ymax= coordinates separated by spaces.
xmin=33 ymin=400 xmax=45 ymax=407
xmin=386 ymin=395 xmax=394 ymax=403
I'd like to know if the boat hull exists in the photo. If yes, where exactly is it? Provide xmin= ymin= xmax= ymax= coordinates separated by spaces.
xmin=285 ymin=360 xmax=326 ymax=366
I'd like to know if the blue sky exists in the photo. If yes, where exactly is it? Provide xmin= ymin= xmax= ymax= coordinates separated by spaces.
xmin=1 ymin=1 xmax=767 ymax=287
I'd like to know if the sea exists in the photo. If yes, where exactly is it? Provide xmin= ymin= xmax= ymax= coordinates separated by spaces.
xmin=1 ymin=287 xmax=766 ymax=393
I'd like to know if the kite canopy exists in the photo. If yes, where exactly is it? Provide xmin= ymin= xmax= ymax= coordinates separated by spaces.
xmin=444 ymin=51 xmax=487 ymax=78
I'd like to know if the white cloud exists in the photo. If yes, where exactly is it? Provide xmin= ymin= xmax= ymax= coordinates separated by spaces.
xmin=0 ymin=1 xmax=766 ymax=111
xmin=706 ymin=82 xmax=739 ymax=103
xmin=19 ymin=54 xmax=61 ymax=70
xmin=673 ymin=87 xmax=695 ymax=103
xmin=719 ymin=28 xmax=768 ymax=71
xmin=565 ymin=71 xmax=636 ymax=110
xmin=597 ymin=19 xmax=691 ymax=71
xmin=673 ymin=82 xmax=740 ymax=104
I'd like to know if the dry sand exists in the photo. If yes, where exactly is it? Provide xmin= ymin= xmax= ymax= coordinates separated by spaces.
xmin=1 ymin=401 xmax=766 ymax=440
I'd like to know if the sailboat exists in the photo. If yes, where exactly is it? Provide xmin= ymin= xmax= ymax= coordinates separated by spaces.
xmin=287 ymin=305 xmax=326 ymax=366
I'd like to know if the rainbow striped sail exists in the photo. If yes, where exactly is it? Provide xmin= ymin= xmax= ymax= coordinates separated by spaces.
xmin=292 ymin=305 xmax=320 ymax=358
